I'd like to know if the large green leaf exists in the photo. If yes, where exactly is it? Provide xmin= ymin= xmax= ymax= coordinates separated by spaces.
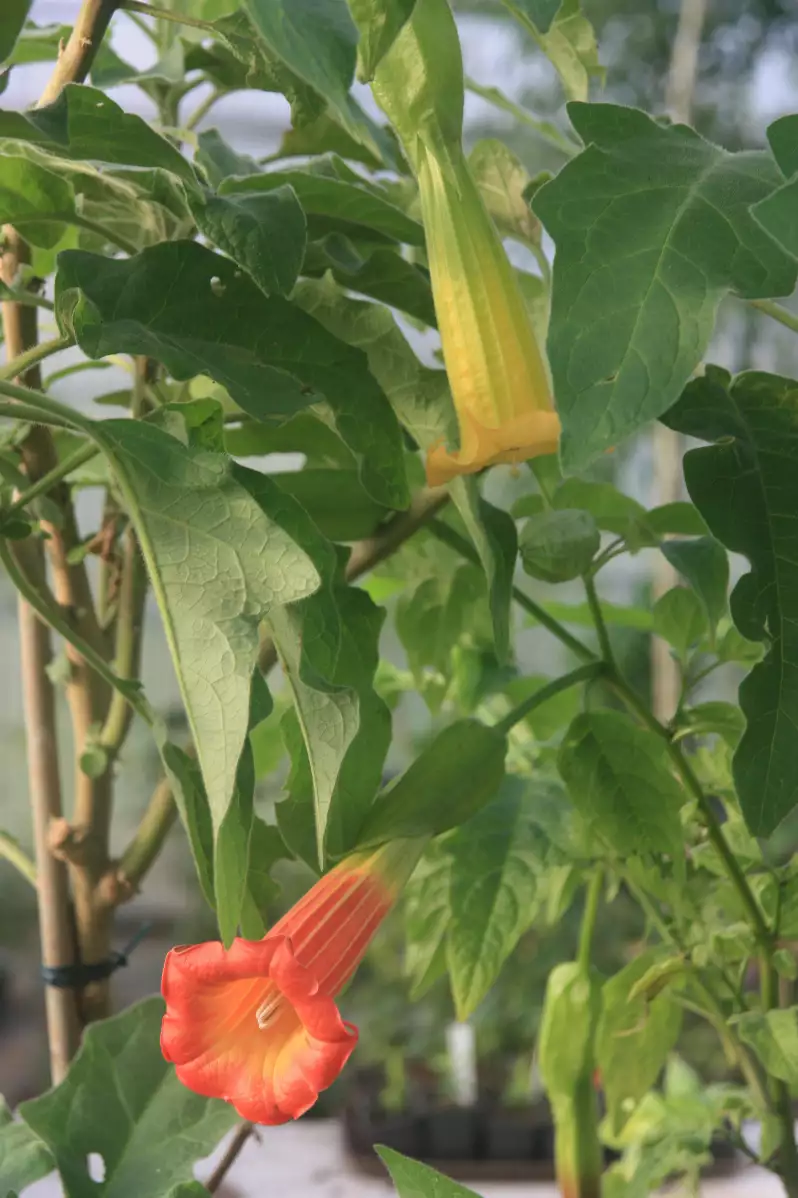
xmin=534 ymin=103 xmax=797 ymax=470
xmin=664 ymin=367 xmax=798 ymax=835
xmin=190 ymin=184 xmax=307 ymax=297
xmin=446 ymin=781 xmax=543 ymax=1019
xmin=0 ymin=0 xmax=32 ymax=62
xmin=596 ymin=949 xmax=683 ymax=1133
xmin=736 ymin=1008 xmax=798 ymax=1086
xmin=19 ymin=999 xmax=237 ymax=1198
xmin=396 ymin=563 xmax=484 ymax=699
xmin=404 ymin=841 xmax=452 ymax=998
xmin=751 ymin=115 xmax=798 ymax=261
xmin=357 ymin=719 xmax=507 ymax=848
xmin=0 ymin=153 xmax=75 ymax=242
xmin=660 ymin=536 xmax=729 ymax=638
xmin=274 ymin=468 xmax=388 ymax=541
xmin=244 ymin=0 xmax=385 ymax=158
xmin=0 ymin=1098 xmax=53 ymax=1195
xmin=91 ymin=421 xmax=321 ymax=840
xmin=220 ymin=164 xmax=424 ymax=245
xmin=0 ymin=85 xmax=195 ymax=183
xmin=347 ymin=0 xmax=417 ymax=81
xmin=55 ymin=243 xmax=409 ymax=509
xmin=377 ymin=1147 xmax=480 ymax=1197
xmin=558 ymin=711 xmax=685 ymax=858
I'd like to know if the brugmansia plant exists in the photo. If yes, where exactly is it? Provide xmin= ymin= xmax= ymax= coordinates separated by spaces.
xmin=3 ymin=0 xmax=798 ymax=1196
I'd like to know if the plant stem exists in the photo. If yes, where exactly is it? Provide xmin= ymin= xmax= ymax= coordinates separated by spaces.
xmin=100 ymin=526 xmax=147 ymax=754
xmin=6 ymin=442 xmax=98 ymax=517
xmin=120 ymin=0 xmax=219 ymax=33
xmin=37 ymin=0 xmax=121 ymax=108
xmin=117 ymin=776 xmax=178 ymax=890
xmin=428 ymin=517 xmax=596 ymax=663
xmin=493 ymin=663 xmax=605 ymax=736
xmin=0 ymin=335 xmax=73 ymax=382
xmin=583 ymin=573 xmax=616 ymax=667
xmin=749 ymin=298 xmax=798 ymax=337
xmin=0 ymin=400 xmax=76 ymax=428
xmin=0 ymin=832 xmax=37 ymax=887
xmin=186 ymin=87 xmax=223 ymax=131
xmin=577 ymin=869 xmax=603 ymax=973
xmin=0 ymin=286 xmax=54 ymax=311
xmin=206 ymin=1124 xmax=256 ymax=1193
xmin=0 ymin=376 xmax=93 ymax=429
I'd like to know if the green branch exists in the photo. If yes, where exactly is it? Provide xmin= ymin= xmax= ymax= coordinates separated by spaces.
xmin=493 ymin=663 xmax=605 ymax=736
xmin=5 ymin=441 xmax=98 ymax=518
xmin=0 ymin=831 xmax=37 ymax=887
xmin=577 ymin=868 xmax=603 ymax=973
xmin=0 ymin=335 xmax=73 ymax=382
xmin=119 ymin=0 xmax=219 ymax=33
xmin=749 ymin=298 xmax=798 ymax=336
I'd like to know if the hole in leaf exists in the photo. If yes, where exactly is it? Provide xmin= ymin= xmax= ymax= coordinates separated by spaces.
xmin=87 ymin=1153 xmax=106 ymax=1182
xmin=209 ymin=276 xmax=226 ymax=297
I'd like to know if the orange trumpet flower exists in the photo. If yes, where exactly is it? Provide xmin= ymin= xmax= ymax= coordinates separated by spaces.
xmin=161 ymin=838 xmax=424 ymax=1125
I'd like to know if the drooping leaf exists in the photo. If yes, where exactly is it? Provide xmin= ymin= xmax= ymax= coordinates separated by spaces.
xmin=18 ymin=998 xmax=237 ymax=1198
xmin=519 ymin=508 xmax=599 ymax=582
xmin=239 ymin=817 xmax=290 ymax=939
xmin=468 ymin=138 xmax=540 ymax=244
xmin=0 ymin=153 xmax=76 ymax=244
xmin=558 ymin=711 xmax=685 ymax=858
xmin=596 ymin=949 xmax=683 ymax=1133
xmin=445 ymin=489 xmax=518 ymax=665
xmin=347 ymin=0 xmax=417 ymax=81
xmin=538 ymin=961 xmax=602 ymax=1100
xmin=534 ymin=104 xmax=797 ymax=470
xmin=0 ymin=1098 xmax=53 ymax=1195
xmin=243 ymin=0 xmax=388 ymax=159
xmin=91 ymin=421 xmax=321 ymax=840
xmin=660 ymin=536 xmax=729 ymax=637
xmin=664 ymin=366 xmax=798 ymax=835
xmin=377 ymin=1147 xmax=481 ymax=1198
xmin=220 ymin=164 xmax=424 ymax=245
xmin=357 ymin=719 xmax=507 ymax=848
xmin=652 ymin=586 xmax=708 ymax=661
xmin=0 ymin=84 xmax=195 ymax=184
xmin=195 ymin=128 xmax=261 ymax=188
xmin=274 ymin=468 xmax=388 ymax=541
xmin=396 ymin=564 xmax=484 ymax=694
xmin=303 ymin=236 xmax=435 ymax=325
xmin=0 ymin=0 xmax=32 ymax=62
xmin=55 ymin=243 xmax=409 ymax=509
xmin=262 ymin=506 xmax=391 ymax=864
xmin=446 ymin=781 xmax=544 ymax=1019
xmin=751 ymin=115 xmax=798 ymax=261
xmin=501 ymin=0 xmax=603 ymax=103
xmin=190 ymin=184 xmax=307 ymax=297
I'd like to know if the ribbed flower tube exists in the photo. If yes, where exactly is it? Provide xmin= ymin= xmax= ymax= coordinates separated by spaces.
xmin=161 ymin=838 xmax=425 ymax=1125
xmin=418 ymin=141 xmax=560 ymax=485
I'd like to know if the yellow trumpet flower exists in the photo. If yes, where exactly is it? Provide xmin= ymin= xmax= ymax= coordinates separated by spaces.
xmin=419 ymin=142 xmax=560 ymax=486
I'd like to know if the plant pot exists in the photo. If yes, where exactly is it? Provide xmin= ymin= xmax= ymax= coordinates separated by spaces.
xmin=485 ymin=1107 xmax=537 ymax=1160
xmin=427 ymin=1106 xmax=479 ymax=1160
xmin=369 ymin=1111 xmax=424 ymax=1157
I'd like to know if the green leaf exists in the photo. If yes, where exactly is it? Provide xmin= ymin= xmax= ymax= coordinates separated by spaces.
xmin=92 ymin=421 xmax=321 ymax=839
xmin=538 ymin=961 xmax=602 ymax=1099
xmin=239 ymin=817 xmax=289 ymax=939
xmin=56 ymin=243 xmax=409 ymax=510
xmin=552 ymin=479 xmax=652 ymax=547
xmin=736 ymin=1008 xmax=798 ymax=1086
xmin=661 ymin=537 xmax=729 ymax=636
xmin=447 ymin=489 xmax=517 ymax=664
xmin=396 ymin=564 xmax=483 ymax=693
xmin=195 ymin=128 xmax=260 ymax=188
xmin=274 ymin=468 xmax=388 ymax=541
xmin=0 ymin=85 xmax=195 ymax=184
xmin=18 ymin=998 xmax=237 ymax=1198
xmin=404 ymin=841 xmax=452 ymax=998
xmin=652 ymin=587 xmax=708 ymax=660
xmin=664 ymin=366 xmax=798 ymax=835
xmin=347 ymin=0 xmax=417 ymax=81
xmin=646 ymin=502 xmax=709 ymax=538
xmin=447 ymin=781 xmax=543 ymax=1019
xmin=244 ymin=0 xmax=386 ymax=160
xmin=503 ymin=0 xmax=560 ymax=34
xmin=357 ymin=719 xmax=507 ymax=848
xmin=501 ymin=0 xmax=603 ymax=103
xmin=377 ymin=1147 xmax=481 ymax=1197
xmin=558 ymin=711 xmax=685 ymax=858
xmin=596 ymin=949 xmax=683 ymax=1133
xmin=519 ymin=508 xmax=600 ymax=582
xmin=220 ymin=164 xmax=423 ymax=246
xmin=503 ymin=673 xmax=581 ymax=740
xmin=269 ymin=569 xmax=391 ymax=865
xmin=0 ymin=1098 xmax=53 ymax=1195
xmin=534 ymin=104 xmax=797 ymax=471
xmin=159 ymin=745 xmax=215 ymax=909
xmin=678 ymin=701 xmax=746 ymax=748
xmin=0 ymin=154 xmax=76 ymax=243
xmin=468 ymin=138 xmax=540 ymax=243
xmin=190 ymin=184 xmax=307 ymax=297
xmin=751 ymin=116 xmax=798 ymax=261
xmin=304 ymin=236 xmax=435 ymax=325
xmin=0 ymin=0 xmax=32 ymax=62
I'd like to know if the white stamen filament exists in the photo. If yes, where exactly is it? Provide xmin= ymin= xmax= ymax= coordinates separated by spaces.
xmin=256 ymin=990 xmax=282 ymax=1030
